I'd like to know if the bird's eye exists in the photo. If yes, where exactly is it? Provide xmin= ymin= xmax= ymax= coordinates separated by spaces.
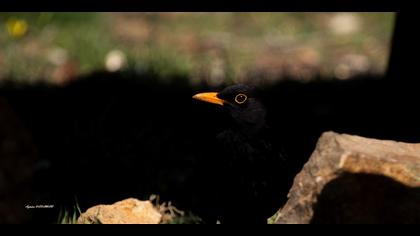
xmin=235 ymin=94 xmax=247 ymax=104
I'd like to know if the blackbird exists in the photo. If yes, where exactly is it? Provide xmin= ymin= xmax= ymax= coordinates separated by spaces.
xmin=192 ymin=84 xmax=292 ymax=224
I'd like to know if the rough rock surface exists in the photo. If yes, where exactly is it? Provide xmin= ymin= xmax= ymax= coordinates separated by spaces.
xmin=275 ymin=131 xmax=420 ymax=224
xmin=77 ymin=198 xmax=162 ymax=224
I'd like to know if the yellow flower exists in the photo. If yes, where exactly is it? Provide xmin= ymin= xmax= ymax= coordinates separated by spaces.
xmin=6 ymin=18 xmax=28 ymax=39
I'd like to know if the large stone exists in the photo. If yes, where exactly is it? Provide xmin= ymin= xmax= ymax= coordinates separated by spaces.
xmin=77 ymin=198 xmax=162 ymax=224
xmin=275 ymin=131 xmax=420 ymax=224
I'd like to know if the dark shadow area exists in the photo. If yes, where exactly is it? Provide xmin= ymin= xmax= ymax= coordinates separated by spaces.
xmin=0 ymin=13 xmax=419 ymax=224
xmin=311 ymin=173 xmax=420 ymax=224
xmin=0 ymin=71 xmax=298 ymax=224
xmin=1 ymin=67 xmax=419 ymax=224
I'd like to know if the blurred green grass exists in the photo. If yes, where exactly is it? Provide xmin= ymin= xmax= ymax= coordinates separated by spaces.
xmin=0 ymin=13 xmax=395 ymax=85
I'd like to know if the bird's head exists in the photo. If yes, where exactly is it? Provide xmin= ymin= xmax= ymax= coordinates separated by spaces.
xmin=193 ymin=84 xmax=266 ymax=134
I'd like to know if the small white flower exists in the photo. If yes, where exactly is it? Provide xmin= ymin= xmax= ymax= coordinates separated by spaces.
xmin=47 ymin=47 xmax=68 ymax=66
xmin=329 ymin=13 xmax=361 ymax=36
xmin=105 ymin=50 xmax=127 ymax=72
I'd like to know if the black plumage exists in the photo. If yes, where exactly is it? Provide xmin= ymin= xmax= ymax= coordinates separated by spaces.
xmin=192 ymin=84 xmax=292 ymax=224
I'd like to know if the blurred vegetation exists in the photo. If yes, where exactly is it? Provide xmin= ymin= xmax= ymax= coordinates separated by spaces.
xmin=57 ymin=197 xmax=82 ymax=224
xmin=0 ymin=13 xmax=395 ymax=85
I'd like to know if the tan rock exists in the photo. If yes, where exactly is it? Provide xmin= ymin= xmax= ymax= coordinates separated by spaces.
xmin=275 ymin=131 xmax=420 ymax=224
xmin=77 ymin=198 xmax=162 ymax=224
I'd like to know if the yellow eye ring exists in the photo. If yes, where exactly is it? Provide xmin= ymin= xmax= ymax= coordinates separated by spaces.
xmin=235 ymin=93 xmax=247 ymax=104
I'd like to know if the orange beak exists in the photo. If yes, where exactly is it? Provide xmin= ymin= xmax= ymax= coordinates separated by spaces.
xmin=192 ymin=92 xmax=224 ymax=106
